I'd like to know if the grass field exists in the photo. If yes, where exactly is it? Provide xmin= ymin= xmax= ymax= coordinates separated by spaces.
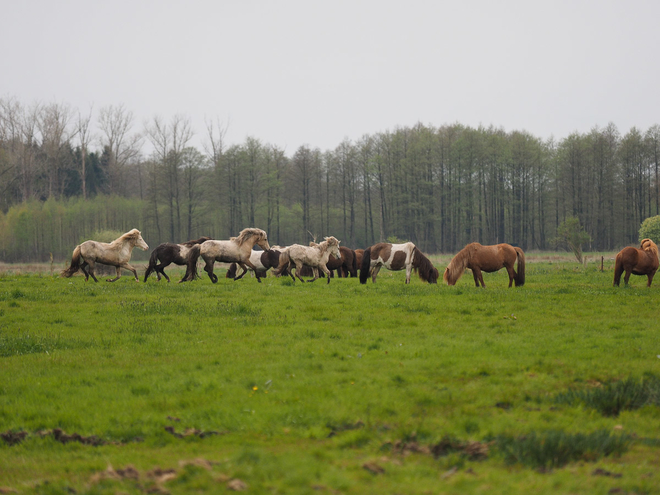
xmin=1 ymin=254 xmax=659 ymax=494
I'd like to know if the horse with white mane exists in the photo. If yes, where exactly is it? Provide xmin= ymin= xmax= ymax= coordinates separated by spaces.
xmin=184 ymin=228 xmax=271 ymax=283
xmin=61 ymin=229 xmax=149 ymax=282
xmin=273 ymin=236 xmax=341 ymax=284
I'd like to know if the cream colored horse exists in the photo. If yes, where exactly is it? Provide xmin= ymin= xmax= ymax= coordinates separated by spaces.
xmin=273 ymin=236 xmax=341 ymax=284
xmin=185 ymin=228 xmax=271 ymax=283
xmin=61 ymin=229 xmax=149 ymax=282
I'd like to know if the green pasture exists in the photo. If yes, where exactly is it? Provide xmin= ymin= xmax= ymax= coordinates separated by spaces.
xmin=1 ymin=258 xmax=659 ymax=494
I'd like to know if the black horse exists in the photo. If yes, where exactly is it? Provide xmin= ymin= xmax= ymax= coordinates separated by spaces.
xmin=144 ymin=236 xmax=211 ymax=282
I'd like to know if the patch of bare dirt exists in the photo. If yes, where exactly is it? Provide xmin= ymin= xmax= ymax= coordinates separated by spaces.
xmin=164 ymin=426 xmax=224 ymax=438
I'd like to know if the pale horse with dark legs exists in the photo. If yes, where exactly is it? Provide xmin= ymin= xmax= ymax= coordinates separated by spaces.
xmin=183 ymin=228 xmax=271 ymax=283
xmin=62 ymin=229 xmax=149 ymax=282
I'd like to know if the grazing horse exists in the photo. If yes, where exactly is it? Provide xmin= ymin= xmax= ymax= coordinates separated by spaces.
xmin=62 ymin=229 xmax=149 ymax=282
xmin=144 ymin=236 xmax=211 ymax=282
xmin=359 ymin=242 xmax=438 ymax=284
xmin=273 ymin=237 xmax=341 ymax=284
xmin=613 ymin=238 xmax=659 ymax=287
xmin=226 ymin=248 xmax=286 ymax=281
xmin=443 ymin=242 xmax=525 ymax=288
xmin=184 ymin=228 xmax=271 ymax=283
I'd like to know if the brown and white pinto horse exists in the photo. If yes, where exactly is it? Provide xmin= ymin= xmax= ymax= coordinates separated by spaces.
xmin=226 ymin=248 xmax=286 ymax=281
xmin=184 ymin=228 xmax=271 ymax=283
xmin=62 ymin=229 xmax=149 ymax=282
xmin=144 ymin=236 xmax=211 ymax=282
xmin=443 ymin=242 xmax=525 ymax=288
xmin=359 ymin=242 xmax=438 ymax=284
xmin=613 ymin=238 xmax=659 ymax=287
xmin=273 ymin=237 xmax=341 ymax=284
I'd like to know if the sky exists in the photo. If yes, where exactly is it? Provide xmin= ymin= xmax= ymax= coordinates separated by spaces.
xmin=2 ymin=0 xmax=659 ymax=154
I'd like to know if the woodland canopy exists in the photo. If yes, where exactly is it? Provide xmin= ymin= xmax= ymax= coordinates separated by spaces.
xmin=1 ymin=97 xmax=659 ymax=262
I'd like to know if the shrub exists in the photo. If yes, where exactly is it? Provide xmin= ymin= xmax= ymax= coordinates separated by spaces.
xmin=639 ymin=215 xmax=660 ymax=244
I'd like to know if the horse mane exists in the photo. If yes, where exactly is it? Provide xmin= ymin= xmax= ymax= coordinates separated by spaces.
xmin=235 ymin=228 xmax=265 ymax=246
xmin=443 ymin=242 xmax=478 ymax=285
xmin=412 ymin=246 xmax=439 ymax=283
xmin=641 ymin=238 xmax=659 ymax=257
xmin=181 ymin=236 xmax=211 ymax=247
xmin=112 ymin=229 xmax=141 ymax=245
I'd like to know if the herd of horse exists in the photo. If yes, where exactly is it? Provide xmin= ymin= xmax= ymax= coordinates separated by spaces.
xmin=61 ymin=228 xmax=660 ymax=288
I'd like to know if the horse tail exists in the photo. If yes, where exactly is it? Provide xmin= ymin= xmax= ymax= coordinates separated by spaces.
xmin=182 ymin=244 xmax=201 ymax=282
xmin=272 ymin=250 xmax=291 ymax=276
xmin=144 ymin=248 xmax=159 ymax=282
xmin=61 ymin=245 xmax=82 ymax=278
xmin=226 ymin=263 xmax=238 ymax=278
xmin=359 ymin=247 xmax=372 ymax=284
xmin=514 ymin=247 xmax=525 ymax=287
xmin=351 ymin=249 xmax=358 ymax=277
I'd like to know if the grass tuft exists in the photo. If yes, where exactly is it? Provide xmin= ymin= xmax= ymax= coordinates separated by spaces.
xmin=495 ymin=430 xmax=632 ymax=469
xmin=554 ymin=374 xmax=660 ymax=416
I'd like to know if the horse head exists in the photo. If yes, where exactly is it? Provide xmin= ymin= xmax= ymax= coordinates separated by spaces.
xmin=324 ymin=236 xmax=341 ymax=259
xmin=135 ymin=230 xmax=149 ymax=251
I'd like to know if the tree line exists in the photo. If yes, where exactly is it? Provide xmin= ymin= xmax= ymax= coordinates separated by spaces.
xmin=1 ymin=96 xmax=659 ymax=262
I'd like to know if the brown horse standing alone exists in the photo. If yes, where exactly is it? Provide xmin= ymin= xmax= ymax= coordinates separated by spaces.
xmin=443 ymin=242 xmax=525 ymax=288
xmin=613 ymin=238 xmax=659 ymax=287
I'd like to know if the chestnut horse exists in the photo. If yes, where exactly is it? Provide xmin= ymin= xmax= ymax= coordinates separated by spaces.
xmin=144 ymin=236 xmax=211 ymax=282
xmin=184 ymin=228 xmax=271 ymax=283
xmin=359 ymin=242 xmax=438 ymax=284
xmin=443 ymin=242 xmax=525 ymax=288
xmin=62 ymin=229 xmax=149 ymax=282
xmin=613 ymin=238 xmax=659 ymax=287
xmin=273 ymin=237 xmax=341 ymax=284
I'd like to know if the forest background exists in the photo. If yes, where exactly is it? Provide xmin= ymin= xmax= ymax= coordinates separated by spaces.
xmin=1 ymin=97 xmax=659 ymax=262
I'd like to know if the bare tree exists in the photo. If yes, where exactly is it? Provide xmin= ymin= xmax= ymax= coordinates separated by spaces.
xmin=98 ymin=104 xmax=142 ymax=195
xmin=146 ymin=114 xmax=194 ymax=241
xmin=75 ymin=105 xmax=94 ymax=199
xmin=38 ymin=102 xmax=73 ymax=199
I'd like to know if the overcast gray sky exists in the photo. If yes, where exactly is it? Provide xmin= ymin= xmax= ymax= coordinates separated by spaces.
xmin=3 ymin=0 xmax=659 ymax=153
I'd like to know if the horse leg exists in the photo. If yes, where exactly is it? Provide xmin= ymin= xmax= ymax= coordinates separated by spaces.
xmin=160 ymin=266 xmax=171 ymax=283
xmin=472 ymin=268 xmax=485 ymax=288
xmin=505 ymin=265 xmax=516 ymax=288
xmin=234 ymin=263 xmax=251 ymax=281
xmin=320 ymin=264 xmax=332 ymax=284
xmin=80 ymin=261 xmax=90 ymax=281
xmin=648 ymin=270 xmax=656 ymax=287
xmin=371 ymin=265 xmax=382 ymax=283
xmin=204 ymin=259 xmax=217 ymax=283
xmin=106 ymin=266 xmax=122 ymax=282
xmin=405 ymin=264 xmax=412 ymax=284
xmin=294 ymin=261 xmax=306 ymax=283
xmin=307 ymin=266 xmax=319 ymax=283
xmin=624 ymin=269 xmax=632 ymax=286
xmin=87 ymin=260 xmax=99 ymax=283
xmin=124 ymin=263 xmax=140 ymax=282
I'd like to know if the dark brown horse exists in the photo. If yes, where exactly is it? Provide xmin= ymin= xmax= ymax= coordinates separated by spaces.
xmin=613 ymin=238 xmax=659 ymax=287
xmin=443 ymin=242 xmax=525 ymax=288
xmin=360 ymin=242 xmax=438 ymax=284
xmin=144 ymin=236 xmax=211 ymax=282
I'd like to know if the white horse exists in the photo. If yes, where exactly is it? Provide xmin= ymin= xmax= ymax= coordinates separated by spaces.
xmin=185 ymin=228 xmax=271 ymax=283
xmin=273 ymin=236 xmax=341 ymax=284
xmin=62 ymin=229 xmax=149 ymax=282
